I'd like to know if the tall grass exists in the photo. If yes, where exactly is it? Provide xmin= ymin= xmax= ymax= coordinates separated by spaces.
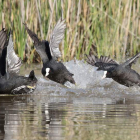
xmin=0 ymin=0 xmax=140 ymax=63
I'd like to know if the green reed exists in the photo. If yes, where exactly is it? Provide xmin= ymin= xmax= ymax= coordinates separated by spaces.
xmin=0 ymin=0 xmax=140 ymax=63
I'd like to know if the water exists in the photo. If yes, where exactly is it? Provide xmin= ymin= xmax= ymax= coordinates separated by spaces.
xmin=1 ymin=60 xmax=140 ymax=140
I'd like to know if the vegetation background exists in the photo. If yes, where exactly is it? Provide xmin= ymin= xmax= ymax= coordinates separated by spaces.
xmin=0 ymin=0 xmax=140 ymax=63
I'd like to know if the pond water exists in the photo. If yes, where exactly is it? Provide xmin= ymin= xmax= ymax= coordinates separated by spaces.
xmin=1 ymin=60 xmax=140 ymax=140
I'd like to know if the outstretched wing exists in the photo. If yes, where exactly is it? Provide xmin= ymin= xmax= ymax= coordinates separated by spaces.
xmin=24 ymin=23 xmax=50 ymax=63
xmin=121 ymin=52 xmax=140 ymax=68
xmin=7 ymin=33 xmax=22 ymax=74
xmin=23 ymin=23 xmax=40 ymax=46
xmin=0 ymin=29 xmax=8 ymax=76
xmin=0 ymin=28 xmax=7 ymax=57
xmin=49 ymin=19 xmax=66 ymax=59
xmin=85 ymin=54 xmax=118 ymax=71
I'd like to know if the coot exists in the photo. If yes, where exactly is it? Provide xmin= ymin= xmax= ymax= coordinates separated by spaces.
xmin=24 ymin=19 xmax=75 ymax=85
xmin=85 ymin=53 xmax=140 ymax=87
xmin=0 ymin=29 xmax=37 ymax=94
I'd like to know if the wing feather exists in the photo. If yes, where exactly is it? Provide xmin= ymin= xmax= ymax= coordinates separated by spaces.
xmin=121 ymin=52 xmax=140 ymax=68
xmin=23 ymin=23 xmax=40 ymax=46
xmin=0 ymin=28 xmax=7 ymax=57
xmin=49 ymin=19 xmax=66 ymax=59
xmin=85 ymin=54 xmax=118 ymax=71
xmin=7 ymin=33 xmax=22 ymax=74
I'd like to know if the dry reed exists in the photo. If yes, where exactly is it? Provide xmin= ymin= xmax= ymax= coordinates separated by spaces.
xmin=0 ymin=0 xmax=140 ymax=63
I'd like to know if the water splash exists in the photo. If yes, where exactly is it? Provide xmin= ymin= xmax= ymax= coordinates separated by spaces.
xmin=33 ymin=60 xmax=140 ymax=98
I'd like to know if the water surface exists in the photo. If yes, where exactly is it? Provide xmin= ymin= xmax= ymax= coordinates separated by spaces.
xmin=1 ymin=60 xmax=140 ymax=140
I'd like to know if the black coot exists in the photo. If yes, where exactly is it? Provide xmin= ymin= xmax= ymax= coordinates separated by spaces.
xmin=24 ymin=19 xmax=75 ymax=85
xmin=85 ymin=53 xmax=140 ymax=87
xmin=0 ymin=29 xmax=37 ymax=94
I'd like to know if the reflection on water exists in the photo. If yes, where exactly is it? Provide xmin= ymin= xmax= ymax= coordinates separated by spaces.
xmin=0 ymin=95 xmax=140 ymax=140
xmin=1 ymin=60 xmax=140 ymax=140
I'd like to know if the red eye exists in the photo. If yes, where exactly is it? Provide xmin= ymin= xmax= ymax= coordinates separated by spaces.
xmin=106 ymin=71 xmax=112 ymax=78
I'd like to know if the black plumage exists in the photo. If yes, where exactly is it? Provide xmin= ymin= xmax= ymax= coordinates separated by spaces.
xmin=0 ymin=29 xmax=37 ymax=94
xmin=24 ymin=19 xmax=75 ymax=85
xmin=85 ymin=53 xmax=140 ymax=87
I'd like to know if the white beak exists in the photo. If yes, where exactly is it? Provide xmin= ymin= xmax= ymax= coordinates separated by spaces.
xmin=45 ymin=68 xmax=50 ymax=76
xmin=102 ymin=71 xmax=107 ymax=79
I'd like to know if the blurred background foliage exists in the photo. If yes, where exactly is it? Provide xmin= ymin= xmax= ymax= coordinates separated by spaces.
xmin=0 ymin=0 xmax=140 ymax=63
